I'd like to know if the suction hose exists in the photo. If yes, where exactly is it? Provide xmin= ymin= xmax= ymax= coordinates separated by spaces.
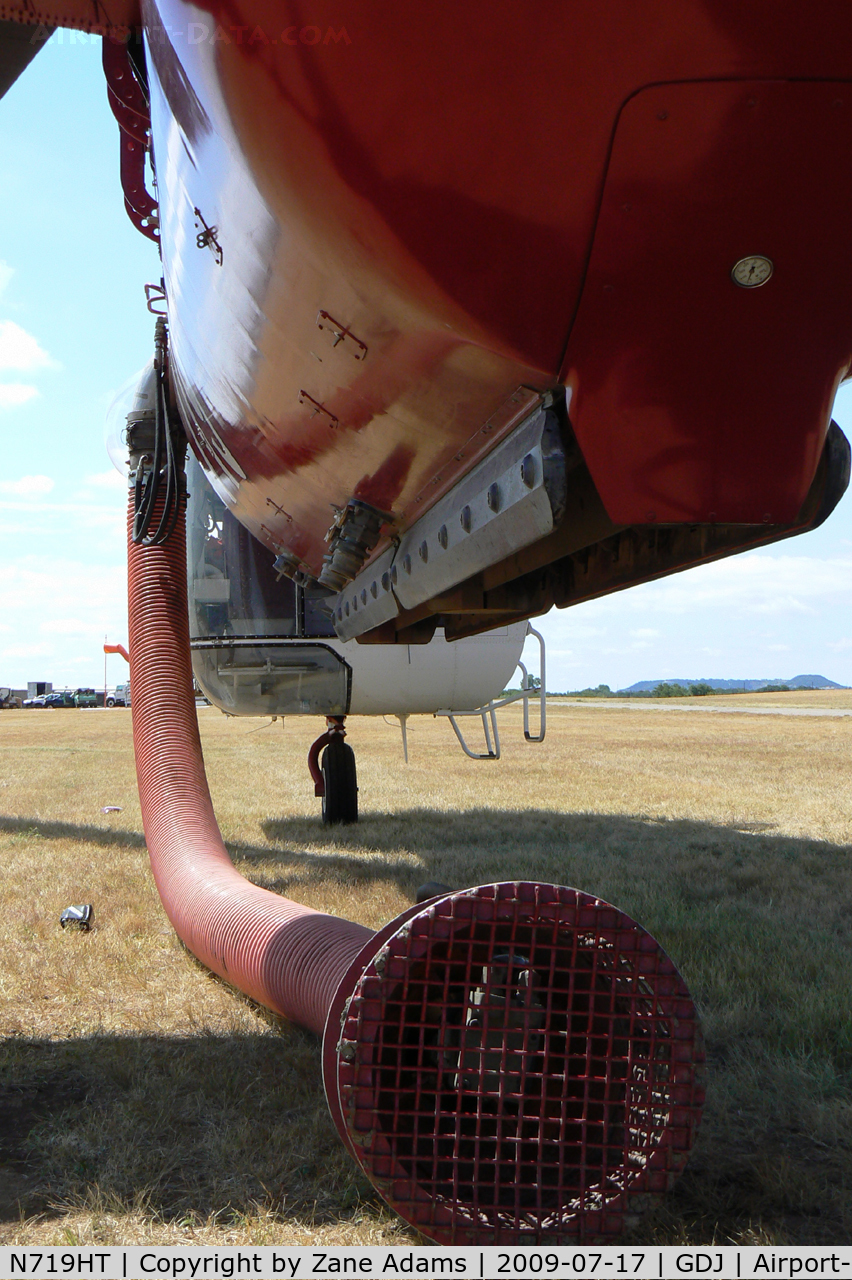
xmin=127 ymin=495 xmax=372 ymax=1030
xmin=128 ymin=487 xmax=705 ymax=1244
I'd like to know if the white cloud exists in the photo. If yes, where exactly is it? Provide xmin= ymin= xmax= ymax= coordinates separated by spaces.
xmin=0 ymin=320 xmax=57 ymax=373
xmin=545 ymin=622 xmax=607 ymax=641
xmin=0 ymin=495 xmax=126 ymax=543
xmin=630 ymin=628 xmax=660 ymax=639
xmin=0 ymin=383 xmax=38 ymax=409
xmin=82 ymin=469 xmax=127 ymax=492
xmin=0 ymin=641 xmax=54 ymax=660
xmin=40 ymin=618 xmax=110 ymax=638
xmin=0 ymin=557 xmax=127 ymax=686
xmin=750 ymin=595 xmax=812 ymax=616
xmin=605 ymin=553 xmax=852 ymax=618
xmin=0 ymin=475 xmax=54 ymax=499
xmin=0 ymin=559 xmax=123 ymax=599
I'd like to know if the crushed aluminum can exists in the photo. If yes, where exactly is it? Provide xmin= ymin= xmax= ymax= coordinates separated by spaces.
xmin=100 ymin=806 xmax=122 ymax=813
xmin=60 ymin=904 xmax=93 ymax=931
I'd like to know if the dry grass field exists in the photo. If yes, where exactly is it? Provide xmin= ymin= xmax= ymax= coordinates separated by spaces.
xmin=556 ymin=687 xmax=852 ymax=711
xmin=1 ymin=695 xmax=851 ymax=1247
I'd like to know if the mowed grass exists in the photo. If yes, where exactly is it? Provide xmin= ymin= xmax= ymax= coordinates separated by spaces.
xmin=1 ymin=698 xmax=851 ymax=1246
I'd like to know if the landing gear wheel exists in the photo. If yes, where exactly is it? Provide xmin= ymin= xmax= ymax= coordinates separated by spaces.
xmin=321 ymin=737 xmax=358 ymax=825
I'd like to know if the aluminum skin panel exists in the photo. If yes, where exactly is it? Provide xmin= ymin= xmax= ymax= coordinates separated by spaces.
xmin=331 ymin=405 xmax=562 ymax=641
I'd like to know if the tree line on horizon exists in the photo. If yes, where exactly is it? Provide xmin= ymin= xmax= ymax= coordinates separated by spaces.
xmin=542 ymin=681 xmax=811 ymax=698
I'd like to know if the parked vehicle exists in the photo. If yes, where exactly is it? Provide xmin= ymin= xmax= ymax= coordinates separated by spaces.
xmin=44 ymin=691 xmax=75 ymax=708
xmin=0 ymin=688 xmax=22 ymax=709
xmin=22 ymin=694 xmax=48 ymax=708
xmin=72 ymin=688 xmax=98 ymax=708
xmin=106 ymin=682 xmax=131 ymax=708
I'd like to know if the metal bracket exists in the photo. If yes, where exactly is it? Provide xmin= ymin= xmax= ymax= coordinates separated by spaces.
xmin=299 ymin=390 xmax=339 ymax=429
xmin=316 ymin=311 xmax=368 ymax=360
xmin=266 ymin=497 xmax=293 ymax=522
xmin=193 ymin=208 xmax=223 ymax=265
xmin=437 ymin=624 xmax=546 ymax=760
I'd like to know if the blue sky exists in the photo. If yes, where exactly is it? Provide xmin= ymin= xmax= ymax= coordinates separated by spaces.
xmin=1 ymin=31 xmax=851 ymax=693
xmin=0 ymin=32 xmax=155 ymax=691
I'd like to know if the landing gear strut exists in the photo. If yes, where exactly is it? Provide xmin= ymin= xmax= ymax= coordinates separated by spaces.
xmin=308 ymin=716 xmax=358 ymax=825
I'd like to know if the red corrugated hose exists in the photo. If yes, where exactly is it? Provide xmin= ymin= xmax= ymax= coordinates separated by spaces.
xmin=127 ymin=498 xmax=372 ymax=1033
xmin=127 ymin=487 xmax=705 ymax=1244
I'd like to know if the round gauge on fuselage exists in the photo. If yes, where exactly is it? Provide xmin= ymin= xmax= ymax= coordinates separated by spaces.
xmin=731 ymin=255 xmax=773 ymax=287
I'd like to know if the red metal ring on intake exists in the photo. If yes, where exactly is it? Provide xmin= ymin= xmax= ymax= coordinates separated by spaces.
xmin=323 ymin=882 xmax=704 ymax=1245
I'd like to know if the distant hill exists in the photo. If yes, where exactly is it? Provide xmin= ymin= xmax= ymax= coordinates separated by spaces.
xmin=621 ymin=675 xmax=845 ymax=693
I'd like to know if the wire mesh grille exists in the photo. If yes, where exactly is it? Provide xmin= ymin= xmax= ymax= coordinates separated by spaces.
xmin=334 ymin=883 xmax=704 ymax=1244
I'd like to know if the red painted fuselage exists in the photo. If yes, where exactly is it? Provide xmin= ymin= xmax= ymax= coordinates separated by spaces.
xmin=141 ymin=1 xmax=852 ymax=580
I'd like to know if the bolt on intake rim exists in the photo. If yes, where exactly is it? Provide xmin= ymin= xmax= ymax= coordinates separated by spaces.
xmin=328 ymin=882 xmax=704 ymax=1245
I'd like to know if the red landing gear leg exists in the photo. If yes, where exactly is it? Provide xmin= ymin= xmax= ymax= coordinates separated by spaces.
xmin=308 ymin=716 xmax=358 ymax=825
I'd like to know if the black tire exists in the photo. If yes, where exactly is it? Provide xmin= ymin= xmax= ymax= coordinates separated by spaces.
xmin=106 ymin=698 xmax=115 ymax=707
xmin=321 ymin=737 xmax=358 ymax=825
